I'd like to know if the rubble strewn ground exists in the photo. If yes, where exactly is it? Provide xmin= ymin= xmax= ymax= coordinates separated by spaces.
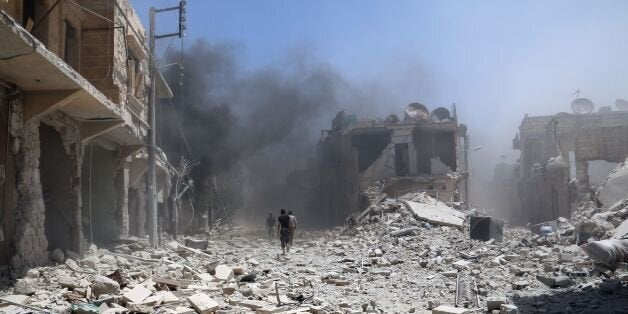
xmin=2 ymin=193 xmax=628 ymax=313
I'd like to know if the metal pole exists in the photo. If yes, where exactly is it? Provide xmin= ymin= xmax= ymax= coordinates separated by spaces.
xmin=464 ymin=134 xmax=470 ymax=209
xmin=147 ymin=7 xmax=158 ymax=248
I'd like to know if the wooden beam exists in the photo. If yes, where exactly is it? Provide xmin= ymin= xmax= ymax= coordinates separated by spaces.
xmin=80 ymin=119 xmax=124 ymax=142
xmin=23 ymin=89 xmax=82 ymax=122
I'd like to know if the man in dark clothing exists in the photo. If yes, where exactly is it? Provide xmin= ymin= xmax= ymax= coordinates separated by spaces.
xmin=265 ymin=213 xmax=275 ymax=240
xmin=277 ymin=209 xmax=291 ymax=255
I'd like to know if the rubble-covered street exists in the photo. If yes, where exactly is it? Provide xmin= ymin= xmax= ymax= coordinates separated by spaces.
xmin=3 ymin=191 xmax=628 ymax=313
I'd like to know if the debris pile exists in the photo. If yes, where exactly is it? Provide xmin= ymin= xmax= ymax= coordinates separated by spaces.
xmin=1 ymin=192 xmax=628 ymax=313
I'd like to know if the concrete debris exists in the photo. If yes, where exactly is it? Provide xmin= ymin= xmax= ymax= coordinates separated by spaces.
xmin=122 ymin=284 xmax=151 ymax=304
xmin=404 ymin=198 xmax=465 ymax=228
xmin=0 ymin=185 xmax=627 ymax=313
xmin=91 ymin=275 xmax=120 ymax=297
xmin=187 ymin=293 xmax=219 ymax=313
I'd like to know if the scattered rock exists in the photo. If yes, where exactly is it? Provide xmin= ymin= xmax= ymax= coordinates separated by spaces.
xmin=92 ymin=275 xmax=120 ymax=297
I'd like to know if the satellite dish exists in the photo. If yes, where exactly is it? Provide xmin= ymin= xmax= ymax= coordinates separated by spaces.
xmin=571 ymin=98 xmax=594 ymax=114
xmin=431 ymin=107 xmax=451 ymax=122
xmin=404 ymin=102 xmax=430 ymax=122
xmin=615 ymin=98 xmax=628 ymax=111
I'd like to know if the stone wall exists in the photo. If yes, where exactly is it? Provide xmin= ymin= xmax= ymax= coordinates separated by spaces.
xmin=10 ymin=95 xmax=48 ymax=271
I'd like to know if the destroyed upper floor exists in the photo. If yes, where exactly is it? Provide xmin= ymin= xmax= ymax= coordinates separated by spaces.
xmin=321 ymin=103 xmax=468 ymax=179
xmin=0 ymin=0 xmax=172 ymax=138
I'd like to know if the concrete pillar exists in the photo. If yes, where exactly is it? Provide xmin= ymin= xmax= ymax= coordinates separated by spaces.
xmin=10 ymin=96 xmax=49 ymax=271
xmin=575 ymin=159 xmax=589 ymax=196
xmin=69 ymin=136 xmax=83 ymax=256
xmin=136 ymin=180 xmax=147 ymax=237
xmin=115 ymin=155 xmax=130 ymax=239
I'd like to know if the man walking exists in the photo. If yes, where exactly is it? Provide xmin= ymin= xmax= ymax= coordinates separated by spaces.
xmin=288 ymin=210 xmax=297 ymax=246
xmin=265 ymin=212 xmax=275 ymax=240
xmin=277 ymin=209 xmax=291 ymax=255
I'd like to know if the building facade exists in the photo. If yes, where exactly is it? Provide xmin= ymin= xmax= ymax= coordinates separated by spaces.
xmin=514 ymin=108 xmax=628 ymax=224
xmin=0 ymin=0 xmax=171 ymax=272
xmin=318 ymin=104 xmax=469 ymax=225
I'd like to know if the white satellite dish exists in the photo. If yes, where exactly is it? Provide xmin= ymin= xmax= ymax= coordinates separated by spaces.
xmin=615 ymin=98 xmax=628 ymax=111
xmin=571 ymin=98 xmax=594 ymax=114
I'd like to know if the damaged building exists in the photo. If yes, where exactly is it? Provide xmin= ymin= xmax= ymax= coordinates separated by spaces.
xmin=318 ymin=103 xmax=469 ymax=225
xmin=0 ymin=0 xmax=172 ymax=272
xmin=513 ymin=99 xmax=628 ymax=224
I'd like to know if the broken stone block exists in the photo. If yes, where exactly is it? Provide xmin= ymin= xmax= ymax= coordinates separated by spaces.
xmin=1 ymin=294 xmax=30 ymax=305
xmin=92 ymin=275 xmax=120 ymax=297
xmin=500 ymin=304 xmax=519 ymax=314
xmin=58 ymin=276 xmax=80 ymax=289
xmin=390 ymin=227 xmax=418 ymax=237
xmin=511 ymin=280 xmax=529 ymax=290
xmin=486 ymin=298 xmax=506 ymax=311
xmin=158 ymin=291 xmax=180 ymax=303
xmin=222 ymin=285 xmax=236 ymax=295
xmin=187 ymin=293 xmax=219 ymax=314
xmin=123 ymin=284 xmax=152 ymax=304
xmin=14 ymin=278 xmax=37 ymax=295
xmin=195 ymin=273 xmax=214 ymax=282
xmin=50 ymin=248 xmax=65 ymax=263
xmin=185 ymin=238 xmax=209 ymax=250
xmin=214 ymin=265 xmax=234 ymax=282
xmin=80 ymin=255 xmax=100 ymax=268
xmin=65 ymin=258 xmax=81 ymax=271
xmin=432 ymin=305 xmax=469 ymax=314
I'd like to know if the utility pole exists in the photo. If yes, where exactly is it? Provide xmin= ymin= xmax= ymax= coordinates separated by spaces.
xmin=148 ymin=1 xmax=186 ymax=249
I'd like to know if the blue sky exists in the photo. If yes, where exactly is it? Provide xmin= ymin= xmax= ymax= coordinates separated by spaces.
xmin=132 ymin=0 xmax=628 ymax=181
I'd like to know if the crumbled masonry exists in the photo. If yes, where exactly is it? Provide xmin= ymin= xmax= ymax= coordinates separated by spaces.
xmin=0 ymin=192 xmax=626 ymax=313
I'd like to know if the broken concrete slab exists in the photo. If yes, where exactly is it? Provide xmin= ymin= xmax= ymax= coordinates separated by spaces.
xmin=187 ymin=293 xmax=219 ymax=314
xmin=195 ymin=273 xmax=215 ymax=282
xmin=403 ymin=200 xmax=465 ymax=228
xmin=158 ymin=291 xmax=180 ymax=304
xmin=214 ymin=264 xmax=234 ymax=282
xmin=13 ymin=279 xmax=37 ymax=295
xmin=122 ymin=284 xmax=152 ymax=304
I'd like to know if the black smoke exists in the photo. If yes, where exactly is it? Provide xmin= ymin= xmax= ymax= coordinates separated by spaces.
xmin=158 ymin=40 xmax=349 ymax=227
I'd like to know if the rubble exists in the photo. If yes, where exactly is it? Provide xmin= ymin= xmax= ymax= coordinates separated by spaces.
xmin=0 ymin=191 xmax=625 ymax=313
